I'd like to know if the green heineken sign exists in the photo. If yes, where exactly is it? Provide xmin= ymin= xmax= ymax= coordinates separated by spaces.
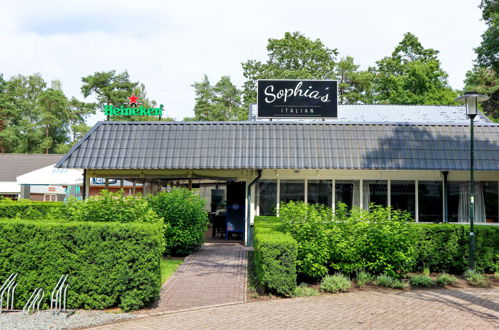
xmin=103 ymin=94 xmax=164 ymax=116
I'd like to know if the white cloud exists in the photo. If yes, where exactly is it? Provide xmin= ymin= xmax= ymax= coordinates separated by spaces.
xmin=1 ymin=0 xmax=486 ymax=124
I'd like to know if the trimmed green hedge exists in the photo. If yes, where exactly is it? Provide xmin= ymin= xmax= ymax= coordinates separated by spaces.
xmin=0 ymin=201 xmax=62 ymax=219
xmin=414 ymin=223 xmax=499 ymax=273
xmin=253 ymin=216 xmax=297 ymax=295
xmin=0 ymin=219 xmax=163 ymax=311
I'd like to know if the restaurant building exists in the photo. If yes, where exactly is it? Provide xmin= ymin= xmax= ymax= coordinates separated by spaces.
xmin=56 ymin=81 xmax=499 ymax=245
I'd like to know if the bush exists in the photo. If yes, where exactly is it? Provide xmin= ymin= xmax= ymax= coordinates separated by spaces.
xmin=0 ymin=219 xmax=163 ymax=311
xmin=320 ymin=273 xmax=352 ymax=293
xmin=464 ymin=269 xmax=489 ymax=287
xmin=0 ymin=200 xmax=62 ymax=219
xmin=414 ymin=224 xmax=499 ymax=273
xmin=356 ymin=271 xmax=375 ymax=287
xmin=436 ymin=273 xmax=458 ymax=286
xmin=63 ymin=190 xmax=161 ymax=224
xmin=375 ymin=274 xmax=408 ymax=289
xmin=292 ymin=283 xmax=319 ymax=297
xmin=253 ymin=216 xmax=298 ymax=295
xmin=148 ymin=189 xmax=208 ymax=256
xmin=409 ymin=275 xmax=435 ymax=287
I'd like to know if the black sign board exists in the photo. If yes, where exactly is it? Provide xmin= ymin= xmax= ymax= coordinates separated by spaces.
xmin=257 ymin=80 xmax=338 ymax=118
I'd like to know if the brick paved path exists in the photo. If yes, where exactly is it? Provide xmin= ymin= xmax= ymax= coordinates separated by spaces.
xmin=153 ymin=243 xmax=247 ymax=312
xmin=94 ymin=288 xmax=498 ymax=329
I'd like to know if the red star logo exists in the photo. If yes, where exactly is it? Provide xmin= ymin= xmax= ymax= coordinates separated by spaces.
xmin=128 ymin=93 xmax=139 ymax=105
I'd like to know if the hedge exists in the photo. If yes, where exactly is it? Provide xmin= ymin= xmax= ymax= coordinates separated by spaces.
xmin=0 ymin=201 xmax=62 ymax=219
xmin=253 ymin=216 xmax=297 ymax=295
xmin=0 ymin=219 xmax=163 ymax=311
xmin=414 ymin=223 xmax=499 ymax=273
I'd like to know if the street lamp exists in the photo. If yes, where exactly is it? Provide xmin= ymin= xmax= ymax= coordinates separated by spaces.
xmin=455 ymin=91 xmax=489 ymax=270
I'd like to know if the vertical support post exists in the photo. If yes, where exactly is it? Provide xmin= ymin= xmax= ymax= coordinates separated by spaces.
xmin=132 ymin=181 xmax=137 ymax=194
xmin=469 ymin=115 xmax=476 ymax=270
xmin=188 ymin=178 xmax=192 ymax=191
xmin=105 ymin=178 xmax=109 ymax=190
xmin=82 ymin=170 xmax=90 ymax=200
xmin=415 ymin=179 xmax=419 ymax=222
xmin=442 ymin=171 xmax=449 ymax=223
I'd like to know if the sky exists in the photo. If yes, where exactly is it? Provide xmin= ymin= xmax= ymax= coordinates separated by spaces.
xmin=1 ymin=0 xmax=487 ymax=124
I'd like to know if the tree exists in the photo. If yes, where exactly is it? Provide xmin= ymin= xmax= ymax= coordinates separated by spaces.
xmin=191 ymin=75 xmax=245 ymax=121
xmin=335 ymin=57 xmax=374 ymax=104
xmin=0 ymin=75 xmax=15 ymax=153
xmin=37 ymin=85 xmax=70 ymax=153
xmin=369 ymin=33 xmax=457 ymax=105
xmin=241 ymin=32 xmax=338 ymax=106
xmin=474 ymin=0 xmax=498 ymax=72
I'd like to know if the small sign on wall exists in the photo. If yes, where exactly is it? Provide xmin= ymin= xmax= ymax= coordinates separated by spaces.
xmin=257 ymin=80 xmax=338 ymax=118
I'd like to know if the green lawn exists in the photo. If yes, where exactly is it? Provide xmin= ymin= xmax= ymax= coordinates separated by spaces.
xmin=160 ymin=257 xmax=184 ymax=285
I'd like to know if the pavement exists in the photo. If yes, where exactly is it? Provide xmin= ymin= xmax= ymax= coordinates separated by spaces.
xmin=150 ymin=243 xmax=248 ymax=312
xmin=91 ymin=288 xmax=498 ymax=329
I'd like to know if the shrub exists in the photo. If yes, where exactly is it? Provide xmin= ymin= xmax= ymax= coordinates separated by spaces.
xmin=375 ymin=274 xmax=408 ymax=289
xmin=0 ymin=200 xmax=62 ymax=219
xmin=320 ymin=273 xmax=352 ymax=293
xmin=148 ymin=189 xmax=208 ymax=256
xmin=292 ymin=283 xmax=319 ymax=297
xmin=495 ymin=271 xmax=499 ymax=280
xmin=0 ymin=219 xmax=163 ymax=311
xmin=436 ymin=273 xmax=458 ymax=286
xmin=279 ymin=201 xmax=333 ymax=280
xmin=62 ymin=190 xmax=160 ymax=224
xmin=409 ymin=275 xmax=435 ymax=287
xmin=254 ymin=216 xmax=297 ymax=295
xmin=356 ymin=271 xmax=375 ymax=287
xmin=464 ymin=269 xmax=489 ymax=287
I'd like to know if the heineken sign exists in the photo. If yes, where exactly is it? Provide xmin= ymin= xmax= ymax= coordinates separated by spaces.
xmin=103 ymin=94 xmax=164 ymax=116
xmin=257 ymin=80 xmax=338 ymax=118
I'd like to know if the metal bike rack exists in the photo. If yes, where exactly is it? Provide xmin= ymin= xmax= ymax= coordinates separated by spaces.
xmin=0 ymin=273 xmax=18 ymax=313
xmin=23 ymin=288 xmax=44 ymax=314
xmin=50 ymin=275 xmax=71 ymax=315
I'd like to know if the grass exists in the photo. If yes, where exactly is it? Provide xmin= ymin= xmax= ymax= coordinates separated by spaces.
xmin=320 ymin=273 xmax=352 ymax=293
xmin=292 ymin=283 xmax=319 ymax=297
xmin=436 ymin=273 xmax=458 ymax=286
xmin=464 ymin=269 xmax=489 ymax=287
xmin=376 ymin=274 xmax=408 ymax=289
xmin=161 ymin=257 xmax=184 ymax=285
xmin=409 ymin=275 xmax=435 ymax=288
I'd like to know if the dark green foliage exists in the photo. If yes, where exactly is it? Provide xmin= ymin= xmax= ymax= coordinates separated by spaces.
xmin=0 ymin=200 xmax=62 ymax=219
xmin=253 ymin=216 xmax=298 ymax=295
xmin=414 ymin=224 xmax=499 ymax=273
xmin=0 ymin=219 xmax=162 ymax=311
xmin=148 ymin=189 xmax=208 ymax=256
xmin=63 ymin=190 xmax=161 ymax=224
xmin=409 ymin=275 xmax=435 ymax=287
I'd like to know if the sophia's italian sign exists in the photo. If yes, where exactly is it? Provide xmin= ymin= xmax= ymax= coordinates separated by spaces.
xmin=257 ymin=80 xmax=337 ymax=118
xmin=103 ymin=94 xmax=164 ymax=116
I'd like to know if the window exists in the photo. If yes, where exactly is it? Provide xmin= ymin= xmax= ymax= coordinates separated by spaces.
xmin=258 ymin=180 xmax=277 ymax=216
xmin=391 ymin=181 xmax=415 ymax=218
xmin=43 ymin=194 xmax=57 ymax=202
xmin=335 ymin=180 xmax=360 ymax=209
xmin=483 ymin=181 xmax=498 ymax=223
xmin=280 ymin=180 xmax=305 ymax=204
xmin=418 ymin=181 xmax=443 ymax=222
xmin=308 ymin=180 xmax=332 ymax=207
xmin=447 ymin=181 xmax=461 ymax=222
xmin=449 ymin=181 xmax=499 ymax=223
xmin=363 ymin=180 xmax=388 ymax=209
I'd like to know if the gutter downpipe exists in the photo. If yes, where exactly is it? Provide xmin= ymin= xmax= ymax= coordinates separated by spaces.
xmin=246 ymin=169 xmax=262 ymax=246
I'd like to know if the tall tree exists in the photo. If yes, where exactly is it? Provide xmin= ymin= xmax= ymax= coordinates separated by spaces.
xmin=0 ymin=75 xmax=15 ymax=153
xmin=464 ymin=0 xmax=498 ymax=121
xmin=369 ymin=32 xmax=457 ymax=105
xmin=37 ymin=85 xmax=70 ymax=153
xmin=191 ymin=75 xmax=245 ymax=121
xmin=241 ymin=32 xmax=338 ymax=106
xmin=335 ymin=56 xmax=374 ymax=104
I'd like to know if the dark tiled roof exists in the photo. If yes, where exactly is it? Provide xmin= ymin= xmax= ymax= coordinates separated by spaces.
xmin=0 ymin=154 xmax=64 ymax=181
xmin=56 ymin=121 xmax=499 ymax=171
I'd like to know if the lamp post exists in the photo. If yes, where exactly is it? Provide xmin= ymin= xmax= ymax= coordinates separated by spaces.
xmin=455 ymin=92 xmax=489 ymax=270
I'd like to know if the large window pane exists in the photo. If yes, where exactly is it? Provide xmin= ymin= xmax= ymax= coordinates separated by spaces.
xmin=363 ymin=180 xmax=388 ymax=209
xmin=447 ymin=181 xmax=460 ymax=222
xmin=308 ymin=180 xmax=332 ymax=207
xmin=419 ymin=181 xmax=443 ymax=222
xmin=483 ymin=181 xmax=498 ymax=223
xmin=280 ymin=180 xmax=305 ymax=204
xmin=391 ymin=180 xmax=415 ymax=218
xmin=258 ymin=180 xmax=277 ymax=216
xmin=335 ymin=180 xmax=360 ymax=209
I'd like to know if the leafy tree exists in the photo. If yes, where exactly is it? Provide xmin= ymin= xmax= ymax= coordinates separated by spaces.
xmin=369 ymin=32 xmax=457 ymax=105
xmin=192 ymin=75 xmax=245 ymax=121
xmin=335 ymin=56 xmax=374 ymax=104
xmin=37 ymin=85 xmax=70 ymax=153
xmin=464 ymin=66 xmax=498 ymax=121
xmin=0 ymin=75 xmax=16 ymax=153
xmin=241 ymin=32 xmax=338 ymax=106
